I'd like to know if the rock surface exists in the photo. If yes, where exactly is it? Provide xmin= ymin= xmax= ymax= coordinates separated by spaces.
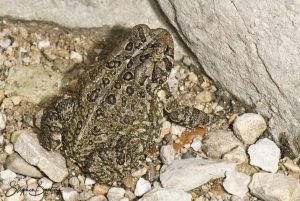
xmin=202 ymin=130 xmax=242 ymax=158
xmin=139 ymin=188 xmax=192 ymax=201
xmin=156 ymin=0 xmax=300 ymax=155
xmin=248 ymin=138 xmax=280 ymax=173
xmin=5 ymin=153 xmax=43 ymax=178
xmin=249 ymin=172 xmax=300 ymax=201
xmin=160 ymin=158 xmax=236 ymax=191
xmin=14 ymin=132 xmax=68 ymax=182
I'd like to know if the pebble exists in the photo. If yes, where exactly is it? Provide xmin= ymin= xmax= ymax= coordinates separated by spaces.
xmin=249 ymin=172 xmax=300 ymax=201
xmin=139 ymin=188 xmax=192 ymax=201
xmin=80 ymin=189 xmax=94 ymax=200
xmin=160 ymin=158 xmax=236 ymax=191
xmin=132 ymin=167 xmax=148 ymax=177
xmin=134 ymin=178 xmax=151 ymax=197
xmin=170 ymin=124 xmax=186 ymax=136
xmin=0 ymin=169 xmax=16 ymax=180
xmin=0 ymin=134 xmax=4 ymax=146
xmin=283 ymin=157 xmax=300 ymax=172
xmin=223 ymin=171 xmax=251 ymax=198
xmin=70 ymin=51 xmax=83 ymax=63
xmin=0 ymin=112 xmax=6 ymax=130
xmin=4 ymin=143 xmax=14 ymax=154
xmin=248 ymin=138 xmax=280 ymax=173
xmin=191 ymin=137 xmax=202 ymax=151
xmin=85 ymin=177 xmax=96 ymax=185
xmin=14 ymin=132 xmax=68 ymax=182
xmin=69 ymin=176 xmax=80 ymax=189
xmin=93 ymin=184 xmax=109 ymax=195
xmin=233 ymin=113 xmax=267 ymax=144
xmin=160 ymin=145 xmax=175 ymax=165
xmin=107 ymin=187 xmax=125 ymax=201
xmin=5 ymin=153 xmax=43 ymax=178
xmin=0 ymin=37 xmax=12 ymax=49
xmin=88 ymin=195 xmax=108 ymax=201
xmin=38 ymin=177 xmax=53 ymax=189
xmin=123 ymin=176 xmax=137 ymax=189
xmin=202 ymin=130 xmax=242 ymax=158
xmin=38 ymin=40 xmax=50 ymax=49
xmin=61 ymin=187 xmax=79 ymax=201
xmin=223 ymin=146 xmax=247 ymax=164
xmin=119 ymin=198 xmax=129 ymax=201
xmin=183 ymin=56 xmax=192 ymax=66
xmin=160 ymin=120 xmax=171 ymax=137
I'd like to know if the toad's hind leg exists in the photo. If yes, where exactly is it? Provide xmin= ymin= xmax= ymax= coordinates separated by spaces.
xmin=39 ymin=95 xmax=76 ymax=151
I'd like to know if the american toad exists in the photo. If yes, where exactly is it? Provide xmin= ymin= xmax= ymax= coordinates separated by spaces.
xmin=38 ymin=24 xmax=209 ymax=185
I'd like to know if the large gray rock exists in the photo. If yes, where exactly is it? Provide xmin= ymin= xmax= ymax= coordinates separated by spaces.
xmin=0 ymin=0 xmax=187 ymax=59
xmin=160 ymin=158 xmax=236 ymax=191
xmin=156 ymin=0 xmax=300 ymax=155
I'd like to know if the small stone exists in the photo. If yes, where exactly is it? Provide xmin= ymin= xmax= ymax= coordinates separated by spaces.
xmin=123 ymin=176 xmax=137 ymax=189
xmin=107 ymin=187 xmax=125 ymax=201
xmin=249 ymin=172 xmax=300 ymax=201
xmin=14 ymin=132 xmax=68 ymax=182
xmin=124 ymin=190 xmax=136 ymax=201
xmin=4 ymin=143 xmax=14 ymax=154
xmin=233 ymin=113 xmax=267 ymax=144
xmin=160 ymin=145 xmax=175 ymax=165
xmin=183 ymin=56 xmax=192 ymax=66
xmin=223 ymin=146 xmax=247 ymax=164
xmin=119 ymin=198 xmax=129 ymax=201
xmin=202 ymin=130 xmax=242 ymax=158
xmin=223 ymin=171 xmax=251 ymax=198
xmin=0 ymin=37 xmax=12 ymax=49
xmin=88 ymin=195 xmax=108 ymax=201
xmin=70 ymin=51 xmax=83 ymax=63
xmin=191 ymin=137 xmax=202 ymax=151
xmin=160 ymin=121 xmax=171 ymax=137
xmin=93 ymin=184 xmax=109 ymax=195
xmin=0 ymin=112 xmax=6 ymax=130
xmin=69 ymin=176 xmax=80 ymax=189
xmin=196 ymin=90 xmax=213 ymax=103
xmin=283 ymin=157 xmax=300 ymax=173
xmin=170 ymin=124 xmax=186 ymax=135
xmin=61 ymin=187 xmax=79 ymax=201
xmin=5 ymin=153 xmax=43 ymax=178
xmin=4 ymin=189 xmax=24 ymax=201
xmin=160 ymin=158 xmax=236 ymax=191
xmin=85 ymin=177 xmax=96 ymax=185
xmin=38 ymin=40 xmax=50 ymax=49
xmin=80 ymin=189 xmax=94 ymax=200
xmin=132 ymin=167 xmax=148 ymax=177
xmin=11 ymin=96 xmax=22 ymax=105
xmin=38 ymin=177 xmax=53 ymax=189
xmin=134 ymin=178 xmax=151 ymax=197
xmin=0 ymin=169 xmax=16 ymax=180
xmin=139 ymin=188 xmax=192 ymax=201
xmin=248 ymin=138 xmax=280 ymax=173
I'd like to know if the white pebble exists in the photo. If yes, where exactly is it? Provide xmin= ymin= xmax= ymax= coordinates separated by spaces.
xmin=233 ymin=113 xmax=267 ymax=144
xmin=223 ymin=171 xmax=251 ymax=198
xmin=134 ymin=178 xmax=151 ymax=196
xmin=70 ymin=51 xmax=83 ymax=63
xmin=85 ymin=177 xmax=96 ymax=185
xmin=119 ymin=198 xmax=129 ymax=201
xmin=5 ymin=143 xmax=14 ymax=154
xmin=183 ymin=56 xmax=192 ymax=66
xmin=0 ymin=37 xmax=12 ymax=48
xmin=61 ymin=187 xmax=79 ymax=201
xmin=107 ymin=187 xmax=125 ymax=201
xmin=0 ymin=169 xmax=17 ymax=180
xmin=38 ymin=40 xmax=50 ymax=49
xmin=248 ymin=138 xmax=280 ymax=173
xmin=160 ymin=145 xmax=175 ymax=165
xmin=69 ymin=176 xmax=80 ymax=189
xmin=0 ymin=112 xmax=6 ymax=130
xmin=38 ymin=177 xmax=53 ymax=189
xmin=191 ymin=137 xmax=202 ymax=151
xmin=171 ymin=124 xmax=186 ymax=136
